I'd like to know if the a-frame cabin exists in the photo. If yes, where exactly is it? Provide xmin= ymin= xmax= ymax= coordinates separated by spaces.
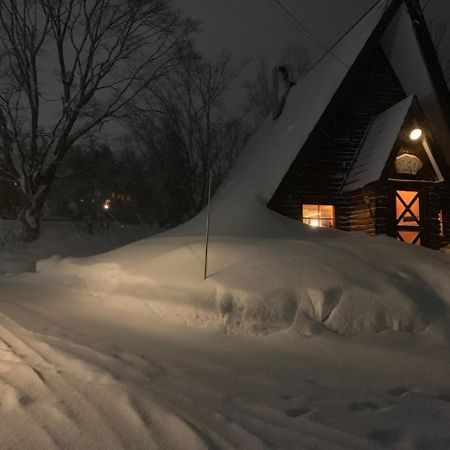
xmin=268 ymin=0 xmax=450 ymax=249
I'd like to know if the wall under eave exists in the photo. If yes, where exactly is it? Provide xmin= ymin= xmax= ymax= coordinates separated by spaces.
xmin=381 ymin=4 xmax=450 ymax=165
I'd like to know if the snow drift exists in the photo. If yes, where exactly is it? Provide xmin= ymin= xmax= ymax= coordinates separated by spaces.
xmin=33 ymin=228 xmax=450 ymax=339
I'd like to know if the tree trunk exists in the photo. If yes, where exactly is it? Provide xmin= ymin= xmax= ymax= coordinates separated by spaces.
xmin=20 ymin=187 xmax=47 ymax=242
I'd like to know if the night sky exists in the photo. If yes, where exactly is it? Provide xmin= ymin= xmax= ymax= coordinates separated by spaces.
xmin=173 ymin=0 xmax=450 ymax=67
xmin=99 ymin=0 xmax=450 ymax=142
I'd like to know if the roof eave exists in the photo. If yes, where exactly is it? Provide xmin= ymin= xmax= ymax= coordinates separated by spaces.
xmin=405 ymin=0 xmax=450 ymax=135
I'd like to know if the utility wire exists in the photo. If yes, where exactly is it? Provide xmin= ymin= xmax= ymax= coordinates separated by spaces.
xmin=422 ymin=0 xmax=434 ymax=11
xmin=267 ymin=0 xmax=348 ymax=68
xmin=302 ymin=0 xmax=389 ymax=76
xmin=267 ymin=0 xmax=388 ymax=73
xmin=268 ymin=0 xmax=330 ymax=53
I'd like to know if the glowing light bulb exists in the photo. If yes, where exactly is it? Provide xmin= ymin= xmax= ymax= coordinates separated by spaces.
xmin=309 ymin=219 xmax=320 ymax=227
xmin=409 ymin=128 xmax=423 ymax=141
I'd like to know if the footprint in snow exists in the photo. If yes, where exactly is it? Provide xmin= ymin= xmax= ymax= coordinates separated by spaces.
xmin=387 ymin=387 xmax=409 ymax=397
xmin=285 ymin=406 xmax=311 ymax=417
xmin=19 ymin=395 xmax=34 ymax=407
xmin=347 ymin=401 xmax=379 ymax=412
xmin=32 ymin=368 xmax=46 ymax=383
xmin=435 ymin=393 xmax=450 ymax=403
xmin=368 ymin=429 xmax=403 ymax=447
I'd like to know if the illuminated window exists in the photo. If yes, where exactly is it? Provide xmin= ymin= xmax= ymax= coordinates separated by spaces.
xmin=439 ymin=210 xmax=444 ymax=237
xmin=302 ymin=205 xmax=335 ymax=228
xmin=395 ymin=190 xmax=421 ymax=244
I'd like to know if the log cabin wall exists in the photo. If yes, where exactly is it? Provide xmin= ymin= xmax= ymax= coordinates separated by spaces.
xmin=440 ymin=185 xmax=450 ymax=247
xmin=339 ymin=183 xmax=391 ymax=236
xmin=339 ymin=186 xmax=377 ymax=234
xmin=425 ymin=186 xmax=444 ymax=250
xmin=268 ymin=43 xmax=406 ymax=226
xmin=374 ymin=184 xmax=391 ymax=235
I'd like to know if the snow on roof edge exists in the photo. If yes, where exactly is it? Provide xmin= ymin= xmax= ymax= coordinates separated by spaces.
xmin=343 ymin=95 xmax=415 ymax=192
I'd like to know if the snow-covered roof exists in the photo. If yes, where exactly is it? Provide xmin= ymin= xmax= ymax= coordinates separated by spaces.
xmin=342 ymin=95 xmax=414 ymax=192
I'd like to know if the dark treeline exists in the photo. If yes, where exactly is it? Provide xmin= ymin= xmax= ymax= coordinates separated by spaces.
xmin=44 ymin=45 xmax=309 ymax=229
xmin=0 ymin=0 xmax=309 ymax=238
xmin=0 ymin=43 xmax=308 ymax=230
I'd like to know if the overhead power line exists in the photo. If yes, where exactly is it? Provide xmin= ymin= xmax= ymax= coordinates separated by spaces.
xmin=305 ymin=0 xmax=388 ymax=76
xmin=267 ymin=0 xmax=388 ymax=73
xmin=422 ymin=0 xmax=434 ymax=11
xmin=268 ymin=0 xmax=330 ymax=53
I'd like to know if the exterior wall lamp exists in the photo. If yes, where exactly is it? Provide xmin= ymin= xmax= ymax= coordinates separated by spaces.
xmin=409 ymin=128 xmax=423 ymax=141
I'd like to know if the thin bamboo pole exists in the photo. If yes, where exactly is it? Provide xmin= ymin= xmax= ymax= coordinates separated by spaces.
xmin=204 ymin=173 xmax=212 ymax=280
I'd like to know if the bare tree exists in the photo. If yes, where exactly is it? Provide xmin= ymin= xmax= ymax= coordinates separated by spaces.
xmin=0 ymin=0 xmax=194 ymax=241
xmin=245 ymin=57 xmax=273 ymax=127
xmin=130 ymin=48 xmax=249 ymax=224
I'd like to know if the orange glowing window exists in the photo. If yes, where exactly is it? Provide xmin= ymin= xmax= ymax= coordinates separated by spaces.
xmin=302 ymin=205 xmax=335 ymax=228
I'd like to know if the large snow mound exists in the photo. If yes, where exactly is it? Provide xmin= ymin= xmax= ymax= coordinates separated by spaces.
xmin=33 ymin=227 xmax=450 ymax=339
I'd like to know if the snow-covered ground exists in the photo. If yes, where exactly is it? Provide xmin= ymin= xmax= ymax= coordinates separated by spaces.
xmin=0 ymin=219 xmax=158 ymax=273
xmin=1 ymin=264 xmax=450 ymax=449
xmin=1 ymin=219 xmax=450 ymax=449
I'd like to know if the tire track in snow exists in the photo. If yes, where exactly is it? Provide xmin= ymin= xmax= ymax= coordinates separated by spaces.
xmin=0 ymin=314 xmax=161 ymax=448
xmin=0 ymin=309 xmax=388 ymax=450
xmin=2 ymin=282 xmax=450 ymax=449
xmin=0 ymin=312 xmax=230 ymax=449
xmin=0 ymin=312 xmax=302 ymax=449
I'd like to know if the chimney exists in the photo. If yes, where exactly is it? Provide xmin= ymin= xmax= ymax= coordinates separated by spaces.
xmin=273 ymin=64 xmax=292 ymax=120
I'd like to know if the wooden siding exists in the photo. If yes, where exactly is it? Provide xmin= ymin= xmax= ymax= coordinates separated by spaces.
xmin=425 ymin=187 xmax=443 ymax=249
xmin=339 ymin=186 xmax=377 ymax=235
xmin=440 ymin=185 xmax=450 ymax=247
xmin=338 ymin=183 xmax=391 ymax=236
xmin=269 ymin=44 xmax=406 ymax=228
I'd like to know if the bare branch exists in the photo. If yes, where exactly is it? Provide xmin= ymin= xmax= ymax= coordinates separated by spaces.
xmin=0 ymin=0 xmax=195 ymax=240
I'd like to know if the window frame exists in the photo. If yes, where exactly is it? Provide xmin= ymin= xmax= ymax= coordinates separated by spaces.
xmin=301 ymin=204 xmax=336 ymax=228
